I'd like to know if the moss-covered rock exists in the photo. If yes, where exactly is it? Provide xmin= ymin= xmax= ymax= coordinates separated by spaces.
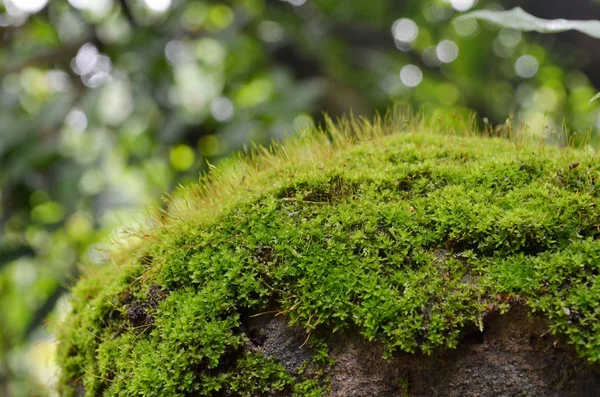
xmin=56 ymin=116 xmax=600 ymax=396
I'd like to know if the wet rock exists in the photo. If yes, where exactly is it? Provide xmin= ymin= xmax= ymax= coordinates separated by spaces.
xmin=245 ymin=305 xmax=600 ymax=396
xmin=245 ymin=314 xmax=314 ymax=373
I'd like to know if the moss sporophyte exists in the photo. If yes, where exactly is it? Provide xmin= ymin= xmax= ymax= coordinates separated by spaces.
xmin=56 ymin=113 xmax=600 ymax=396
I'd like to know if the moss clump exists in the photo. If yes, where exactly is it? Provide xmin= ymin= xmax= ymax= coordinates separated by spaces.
xmin=56 ymin=115 xmax=600 ymax=396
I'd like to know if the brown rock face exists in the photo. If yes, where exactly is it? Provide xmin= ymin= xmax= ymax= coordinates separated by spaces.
xmin=245 ymin=305 xmax=600 ymax=396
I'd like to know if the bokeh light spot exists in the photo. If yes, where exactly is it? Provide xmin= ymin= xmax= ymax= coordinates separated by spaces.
xmin=436 ymin=40 xmax=459 ymax=63
xmin=282 ymin=0 xmax=307 ymax=7
xmin=293 ymin=114 xmax=314 ymax=131
xmin=73 ymin=44 xmax=99 ymax=75
xmin=170 ymin=144 xmax=195 ymax=171
xmin=20 ymin=68 xmax=50 ymax=96
xmin=515 ymin=83 xmax=535 ymax=107
xmin=198 ymin=135 xmax=222 ymax=157
xmin=207 ymin=4 xmax=234 ymax=31
xmin=400 ymin=65 xmax=423 ymax=87
xmin=98 ymin=79 xmax=133 ymax=126
xmin=47 ymin=70 xmax=71 ymax=93
xmin=29 ymin=190 xmax=50 ymax=207
xmin=392 ymin=18 xmax=418 ymax=43
xmin=165 ymin=40 xmax=193 ymax=66
xmin=13 ymin=260 xmax=37 ymax=288
xmin=498 ymin=28 xmax=522 ymax=48
xmin=515 ymin=55 xmax=539 ymax=78
xmin=195 ymin=38 xmax=226 ymax=66
xmin=7 ymin=0 xmax=48 ymax=13
xmin=31 ymin=201 xmax=65 ymax=224
xmin=210 ymin=97 xmax=234 ymax=122
xmin=235 ymin=77 xmax=273 ymax=108
xmin=258 ymin=21 xmax=285 ymax=43
xmin=68 ymin=0 xmax=113 ymax=17
xmin=72 ymin=44 xmax=112 ymax=87
xmin=79 ymin=169 xmax=105 ymax=195
xmin=565 ymin=70 xmax=589 ymax=90
xmin=450 ymin=0 xmax=476 ymax=12
xmin=493 ymin=37 xmax=515 ymax=58
xmin=65 ymin=108 xmax=88 ymax=134
xmin=181 ymin=3 xmax=208 ymax=31
xmin=143 ymin=0 xmax=171 ymax=13
xmin=534 ymin=86 xmax=560 ymax=111
xmin=66 ymin=212 xmax=93 ymax=240
xmin=424 ymin=4 xmax=453 ymax=23
xmin=453 ymin=18 xmax=478 ymax=37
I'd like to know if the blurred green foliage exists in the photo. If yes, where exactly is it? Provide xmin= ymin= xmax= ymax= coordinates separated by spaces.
xmin=0 ymin=0 xmax=600 ymax=394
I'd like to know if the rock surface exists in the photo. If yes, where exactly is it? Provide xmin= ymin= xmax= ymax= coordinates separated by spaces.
xmin=246 ymin=305 xmax=600 ymax=396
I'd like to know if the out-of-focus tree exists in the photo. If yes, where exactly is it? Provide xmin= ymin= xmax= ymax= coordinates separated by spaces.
xmin=1 ymin=0 xmax=600 ymax=394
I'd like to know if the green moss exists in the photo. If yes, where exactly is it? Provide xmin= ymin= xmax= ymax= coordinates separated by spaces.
xmin=56 ymin=115 xmax=600 ymax=396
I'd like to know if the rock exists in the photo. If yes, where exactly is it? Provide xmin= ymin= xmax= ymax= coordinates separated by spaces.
xmin=244 ymin=305 xmax=600 ymax=396
xmin=55 ymin=119 xmax=600 ymax=396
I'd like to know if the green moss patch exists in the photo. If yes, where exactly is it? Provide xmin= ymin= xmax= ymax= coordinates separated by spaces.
xmin=56 ymin=118 xmax=600 ymax=396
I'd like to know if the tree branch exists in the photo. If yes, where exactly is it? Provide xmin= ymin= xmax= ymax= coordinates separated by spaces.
xmin=118 ymin=0 xmax=138 ymax=27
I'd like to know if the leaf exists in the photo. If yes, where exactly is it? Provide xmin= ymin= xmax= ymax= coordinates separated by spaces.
xmin=457 ymin=7 xmax=600 ymax=39
xmin=590 ymin=92 xmax=600 ymax=104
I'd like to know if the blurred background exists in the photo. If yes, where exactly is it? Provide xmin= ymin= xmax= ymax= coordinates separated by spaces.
xmin=2 ymin=0 xmax=600 ymax=395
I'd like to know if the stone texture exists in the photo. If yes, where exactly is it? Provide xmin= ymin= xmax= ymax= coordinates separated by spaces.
xmin=245 ymin=305 xmax=600 ymax=396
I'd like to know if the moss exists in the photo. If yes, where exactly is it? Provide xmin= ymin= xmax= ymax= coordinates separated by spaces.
xmin=56 ymin=114 xmax=600 ymax=396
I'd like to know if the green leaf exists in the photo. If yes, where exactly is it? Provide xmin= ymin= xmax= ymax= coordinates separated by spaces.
xmin=457 ymin=7 xmax=600 ymax=39
xmin=590 ymin=92 xmax=600 ymax=104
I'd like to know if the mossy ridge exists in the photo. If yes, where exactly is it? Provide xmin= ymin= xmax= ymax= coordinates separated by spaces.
xmin=57 ymin=116 xmax=600 ymax=396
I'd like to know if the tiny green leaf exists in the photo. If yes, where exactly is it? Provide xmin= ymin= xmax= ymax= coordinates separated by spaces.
xmin=590 ymin=92 xmax=600 ymax=104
